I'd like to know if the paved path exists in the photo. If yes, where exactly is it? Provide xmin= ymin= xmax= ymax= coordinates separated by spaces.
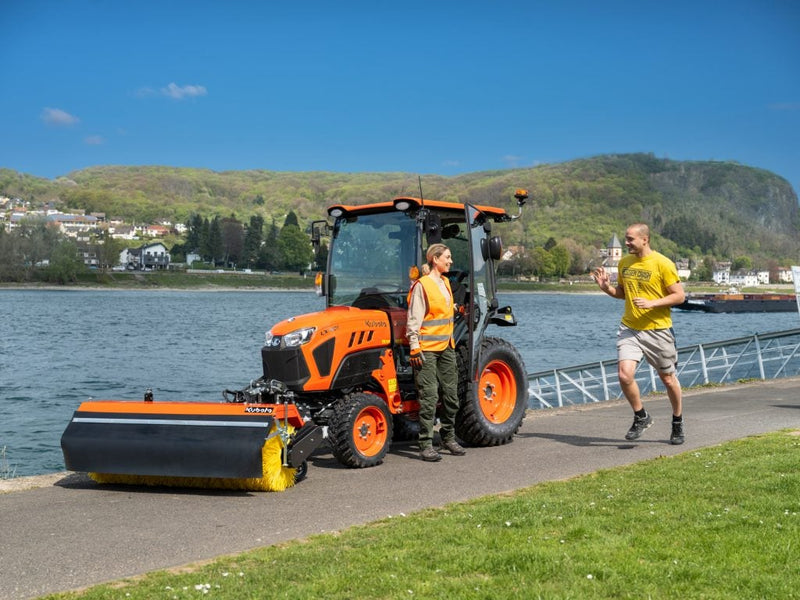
xmin=2 ymin=377 xmax=800 ymax=600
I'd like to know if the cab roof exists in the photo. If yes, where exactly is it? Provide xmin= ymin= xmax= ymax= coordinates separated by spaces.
xmin=327 ymin=197 xmax=511 ymax=222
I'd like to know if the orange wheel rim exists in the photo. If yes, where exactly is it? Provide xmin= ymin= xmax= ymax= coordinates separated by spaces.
xmin=478 ymin=360 xmax=517 ymax=424
xmin=353 ymin=406 xmax=388 ymax=457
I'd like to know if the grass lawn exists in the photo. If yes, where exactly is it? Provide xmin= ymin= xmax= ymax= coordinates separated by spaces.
xmin=45 ymin=431 xmax=799 ymax=600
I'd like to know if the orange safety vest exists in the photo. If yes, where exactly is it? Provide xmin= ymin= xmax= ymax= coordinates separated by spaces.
xmin=416 ymin=275 xmax=455 ymax=351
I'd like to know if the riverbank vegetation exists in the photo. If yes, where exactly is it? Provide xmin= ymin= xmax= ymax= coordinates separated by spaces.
xmin=43 ymin=431 xmax=800 ymax=600
xmin=2 ymin=270 xmax=793 ymax=294
xmin=2 ymin=154 xmax=799 ymax=285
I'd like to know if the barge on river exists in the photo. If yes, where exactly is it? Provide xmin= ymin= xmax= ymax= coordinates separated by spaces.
xmin=675 ymin=292 xmax=798 ymax=314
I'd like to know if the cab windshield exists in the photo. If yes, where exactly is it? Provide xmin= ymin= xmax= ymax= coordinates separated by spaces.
xmin=327 ymin=208 xmax=472 ymax=309
xmin=328 ymin=211 xmax=416 ymax=308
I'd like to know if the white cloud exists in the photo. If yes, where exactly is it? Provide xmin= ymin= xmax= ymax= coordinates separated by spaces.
xmin=441 ymin=159 xmax=460 ymax=168
xmin=84 ymin=135 xmax=104 ymax=145
xmin=160 ymin=82 xmax=208 ymax=100
xmin=41 ymin=108 xmax=79 ymax=126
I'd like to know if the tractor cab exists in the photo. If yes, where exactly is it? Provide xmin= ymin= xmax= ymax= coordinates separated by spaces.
xmin=313 ymin=194 xmax=525 ymax=376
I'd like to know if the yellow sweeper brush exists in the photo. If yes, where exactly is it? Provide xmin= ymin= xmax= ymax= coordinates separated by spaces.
xmin=61 ymin=400 xmax=321 ymax=492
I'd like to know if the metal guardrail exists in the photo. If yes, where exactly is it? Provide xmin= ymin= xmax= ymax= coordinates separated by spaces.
xmin=527 ymin=328 xmax=800 ymax=409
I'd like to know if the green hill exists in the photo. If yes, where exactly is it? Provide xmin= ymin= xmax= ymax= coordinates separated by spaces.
xmin=2 ymin=153 xmax=798 ymax=264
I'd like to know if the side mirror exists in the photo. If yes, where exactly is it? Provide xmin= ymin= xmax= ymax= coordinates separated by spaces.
xmin=424 ymin=212 xmax=442 ymax=244
xmin=310 ymin=219 xmax=330 ymax=251
xmin=488 ymin=236 xmax=502 ymax=261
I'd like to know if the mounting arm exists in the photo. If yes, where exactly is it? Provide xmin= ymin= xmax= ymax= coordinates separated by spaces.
xmin=508 ymin=189 xmax=528 ymax=221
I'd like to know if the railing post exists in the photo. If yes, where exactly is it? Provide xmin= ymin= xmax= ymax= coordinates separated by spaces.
xmin=699 ymin=344 xmax=708 ymax=384
xmin=600 ymin=361 xmax=609 ymax=401
xmin=754 ymin=333 xmax=765 ymax=380
xmin=553 ymin=369 xmax=563 ymax=408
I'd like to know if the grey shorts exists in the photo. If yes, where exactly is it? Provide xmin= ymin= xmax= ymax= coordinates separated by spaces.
xmin=616 ymin=324 xmax=678 ymax=374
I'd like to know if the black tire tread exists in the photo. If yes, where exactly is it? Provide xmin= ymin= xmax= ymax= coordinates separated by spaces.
xmin=455 ymin=337 xmax=527 ymax=446
xmin=328 ymin=392 xmax=393 ymax=468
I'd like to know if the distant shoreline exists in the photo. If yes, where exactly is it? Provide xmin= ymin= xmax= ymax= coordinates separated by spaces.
xmin=1 ymin=281 xmax=794 ymax=295
xmin=1 ymin=272 xmax=794 ymax=296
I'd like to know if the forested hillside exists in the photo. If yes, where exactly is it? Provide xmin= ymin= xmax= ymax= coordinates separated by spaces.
xmin=2 ymin=153 xmax=798 ymax=265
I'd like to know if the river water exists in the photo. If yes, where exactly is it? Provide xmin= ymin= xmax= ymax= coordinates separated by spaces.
xmin=2 ymin=289 xmax=797 ymax=477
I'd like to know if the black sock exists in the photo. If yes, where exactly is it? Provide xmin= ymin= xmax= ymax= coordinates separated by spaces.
xmin=672 ymin=415 xmax=683 ymax=423
xmin=635 ymin=408 xmax=647 ymax=419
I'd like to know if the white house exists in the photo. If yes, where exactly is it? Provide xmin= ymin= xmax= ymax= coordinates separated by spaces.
xmin=729 ymin=270 xmax=759 ymax=288
xmin=777 ymin=267 xmax=794 ymax=283
xmin=119 ymin=242 xmax=170 ymax=270
xmin=712 ymin=262 xmax=731 ymax=285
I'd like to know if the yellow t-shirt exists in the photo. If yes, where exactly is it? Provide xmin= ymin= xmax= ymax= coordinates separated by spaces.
xmin=619 ymin=251 xmax=680 ymax=331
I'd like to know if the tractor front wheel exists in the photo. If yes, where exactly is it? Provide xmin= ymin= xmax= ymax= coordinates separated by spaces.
xmin=329 ymin=392 xmax=393 ymax=468
xmin=455 ymin=337 xmax=527 ymax=446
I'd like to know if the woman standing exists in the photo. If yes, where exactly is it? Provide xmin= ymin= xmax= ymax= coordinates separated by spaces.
xmin=406 ymin=243 xmax=467 ymax=462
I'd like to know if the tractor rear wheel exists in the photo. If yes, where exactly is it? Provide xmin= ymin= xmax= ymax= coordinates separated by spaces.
xmin=455 ymin=337 xmax=527 ymax=446
xmin=329 ymin=392 xmax=393 ymax=468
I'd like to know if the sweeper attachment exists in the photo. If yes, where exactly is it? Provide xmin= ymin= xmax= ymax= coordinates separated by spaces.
xmin=61 ymin=190 xmax=530 ymax=492
xmin=61 ymin=397 xmax=322 ymax=491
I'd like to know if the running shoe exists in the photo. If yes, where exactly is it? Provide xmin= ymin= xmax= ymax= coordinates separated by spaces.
xmin=625 ymin=413 xmax=653 ymax=440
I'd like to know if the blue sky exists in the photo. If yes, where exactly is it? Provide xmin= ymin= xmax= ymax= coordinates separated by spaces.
xmin=2 ymin=0 xmax=799 ymax=195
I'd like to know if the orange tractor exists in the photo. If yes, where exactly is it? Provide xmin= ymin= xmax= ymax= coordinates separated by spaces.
xmin=61 ymin=191 xmax=529 ymax=491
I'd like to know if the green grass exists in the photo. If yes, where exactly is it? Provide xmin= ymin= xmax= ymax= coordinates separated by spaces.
xmin=45 ymin=431 xmax=800 ymax=600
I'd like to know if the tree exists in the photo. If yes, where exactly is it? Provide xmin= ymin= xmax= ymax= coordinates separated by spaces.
xmin=530 ymin=247 xmax=555 ymax=278
xmin=258 ymin=218 xmax=281 ymax=270
xmin=202 ymin=217 xmax=224 ymax=264
xmin=283 ymin=211 xmax=299 ymax=228
xmin=278 ymin=224 xmax=313 ymax=272
xmin=220 ymin=216 xmax=244 ymax=267
xmin=91 ymin=231 xmax=124 ymax=269
xmin=169 ymin=241 xmax=187 ymax=263
xmin=559 ymin=237 xmax=597 ymax=275
xmin=0 ymin=227 xmax=24 ymax=281
xmin=550 ymin=244 xmax=571 ymax=278
xmin=185 ymin=214 xmax=204 ymax=252
xmin=690 ymin=256 xmax=715 ymax=281
xmin=16 ymin=219 xmax=61 ymax=279
xmin=45 ymin=239 xmax=83 ymax=283
xmin=732 ymin=256 xmax=752 ymax=271
xmin=242 ymin=216 xmax=264 ymax=268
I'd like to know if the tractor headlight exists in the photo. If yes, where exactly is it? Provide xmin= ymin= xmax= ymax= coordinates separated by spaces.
xmin=265 ymin=327 xmax=316 ymax=348
xmin=264 ymin=331 xmax=278 ymax=347
xmin=284 ymin=327 xmax=316 ymax=347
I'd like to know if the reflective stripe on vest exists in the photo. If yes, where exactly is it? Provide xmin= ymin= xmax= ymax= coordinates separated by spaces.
xmin=418 ymin=275 xmax=455 ymax=351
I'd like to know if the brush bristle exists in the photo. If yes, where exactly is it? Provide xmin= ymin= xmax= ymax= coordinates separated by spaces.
xmin=89 ymin=425 xmax=298 ymax=492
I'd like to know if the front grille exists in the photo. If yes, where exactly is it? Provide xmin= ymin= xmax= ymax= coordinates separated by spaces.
xmin=261 ymin=346 xmax=310 ymax=390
